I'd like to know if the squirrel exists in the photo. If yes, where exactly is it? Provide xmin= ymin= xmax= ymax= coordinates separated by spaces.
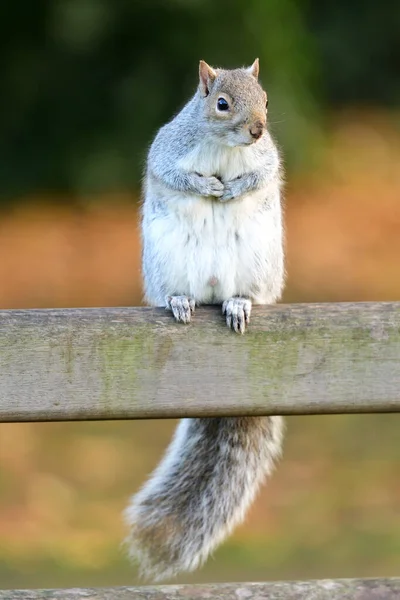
xmin=124 ymin=59 xmax=285 ymax=581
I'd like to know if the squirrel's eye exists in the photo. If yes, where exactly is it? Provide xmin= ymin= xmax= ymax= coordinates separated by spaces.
xmin=217 ymin=97 xmax=229 ymax=111
xmin=266 ymin=99 xmax=269 ymax=109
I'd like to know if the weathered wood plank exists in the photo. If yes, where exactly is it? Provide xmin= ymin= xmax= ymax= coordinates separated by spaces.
xmin=1 ymin=579 xmax=400 ymax=599
xmin=0 ymin=303 xmax=399 ymax=422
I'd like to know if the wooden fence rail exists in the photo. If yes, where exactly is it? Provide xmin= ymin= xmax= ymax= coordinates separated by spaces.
xmin=1 ymin=302 xmax=399 ymax=598
xmin=2 ymin=579 xmax=400 ymax=599
xmin=1 ymin=302 xmax=400 ymax=422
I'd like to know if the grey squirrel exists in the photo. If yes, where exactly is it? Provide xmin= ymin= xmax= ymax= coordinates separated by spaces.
xmin=124 ymin=59 xmax=285 ymax=581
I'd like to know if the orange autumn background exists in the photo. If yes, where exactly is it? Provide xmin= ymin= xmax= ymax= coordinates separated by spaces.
xmin=2 ymin=113 xmax=399 ymax=310
xmin=1 ymin=0 xmax=400 ymax=591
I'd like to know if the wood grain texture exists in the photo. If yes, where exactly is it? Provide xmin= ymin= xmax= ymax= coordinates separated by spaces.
xmin=1 ymin=303 xmax=399 ymax=422
xmin=2 ymin=579 xmax=400 ymax=599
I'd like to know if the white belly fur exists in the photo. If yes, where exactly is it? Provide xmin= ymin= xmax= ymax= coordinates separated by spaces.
xmin=143 ymin=183 xmax=283 ymax=306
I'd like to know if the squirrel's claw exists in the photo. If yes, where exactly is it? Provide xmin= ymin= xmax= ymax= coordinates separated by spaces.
xmin=196 ymin=174 xmax=224 ymax=198
xmin=219 ymin=177 xmax=242 ymax=202
xmin=166 ymin=295 xmax=195 ymax=324
xmin=222 ymin=297 xmax=252 ymax=334
xmin=220 ymin=186 xmax=235 ymax=202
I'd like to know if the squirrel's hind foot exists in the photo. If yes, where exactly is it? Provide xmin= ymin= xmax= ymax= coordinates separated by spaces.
xmin=166 ymin=295 xmax=195 ymax=324
xmin=222 ymin=297 xmax=252 ymax=334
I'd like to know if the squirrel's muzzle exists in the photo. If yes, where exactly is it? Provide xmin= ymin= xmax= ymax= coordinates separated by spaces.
xmin=249 ymin=120 xmax=264 ymax=140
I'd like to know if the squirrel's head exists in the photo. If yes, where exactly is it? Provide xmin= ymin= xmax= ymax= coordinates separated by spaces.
xmin=198 ymin=59 xmax=268 ymax=147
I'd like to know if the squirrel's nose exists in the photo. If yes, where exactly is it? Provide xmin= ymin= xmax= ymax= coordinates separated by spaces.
xmin=249 ymin=121 xmax=264 ymax=140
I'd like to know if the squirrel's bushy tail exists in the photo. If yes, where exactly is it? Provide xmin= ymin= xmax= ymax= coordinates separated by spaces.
xmin=124 ymin=416 xmax=284 ymax=581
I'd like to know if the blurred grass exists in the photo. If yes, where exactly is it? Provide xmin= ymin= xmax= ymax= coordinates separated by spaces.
xmin=0 ymin=111 xmax=400 ymax=587
xmin=1 ymin=416 xmax=399 ymax=587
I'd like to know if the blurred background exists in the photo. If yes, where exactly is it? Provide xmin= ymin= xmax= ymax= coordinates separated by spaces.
xmin=0 ymin=0 xmax=399 ymax=590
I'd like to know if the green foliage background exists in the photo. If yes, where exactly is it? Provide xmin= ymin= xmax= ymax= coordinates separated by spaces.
xmin=0 ymin=0 xmax=398 ymax=200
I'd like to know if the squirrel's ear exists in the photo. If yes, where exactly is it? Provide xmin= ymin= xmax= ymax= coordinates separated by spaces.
xmin=247 ymin=58 xmax=259 ymax=80
xmin=199 ymin=60 xmax=217 ymax=97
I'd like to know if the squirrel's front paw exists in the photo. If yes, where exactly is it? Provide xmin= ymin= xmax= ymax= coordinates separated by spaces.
xmin=220 ymin=178 xmax=242 ymax=202
xmin=222 ymin=297 xmax=252 ymax=334
xmin=166 ymin=295 xmax=195 ymax=324
xmin=195 ymin=174 xmax=224 ymax=198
